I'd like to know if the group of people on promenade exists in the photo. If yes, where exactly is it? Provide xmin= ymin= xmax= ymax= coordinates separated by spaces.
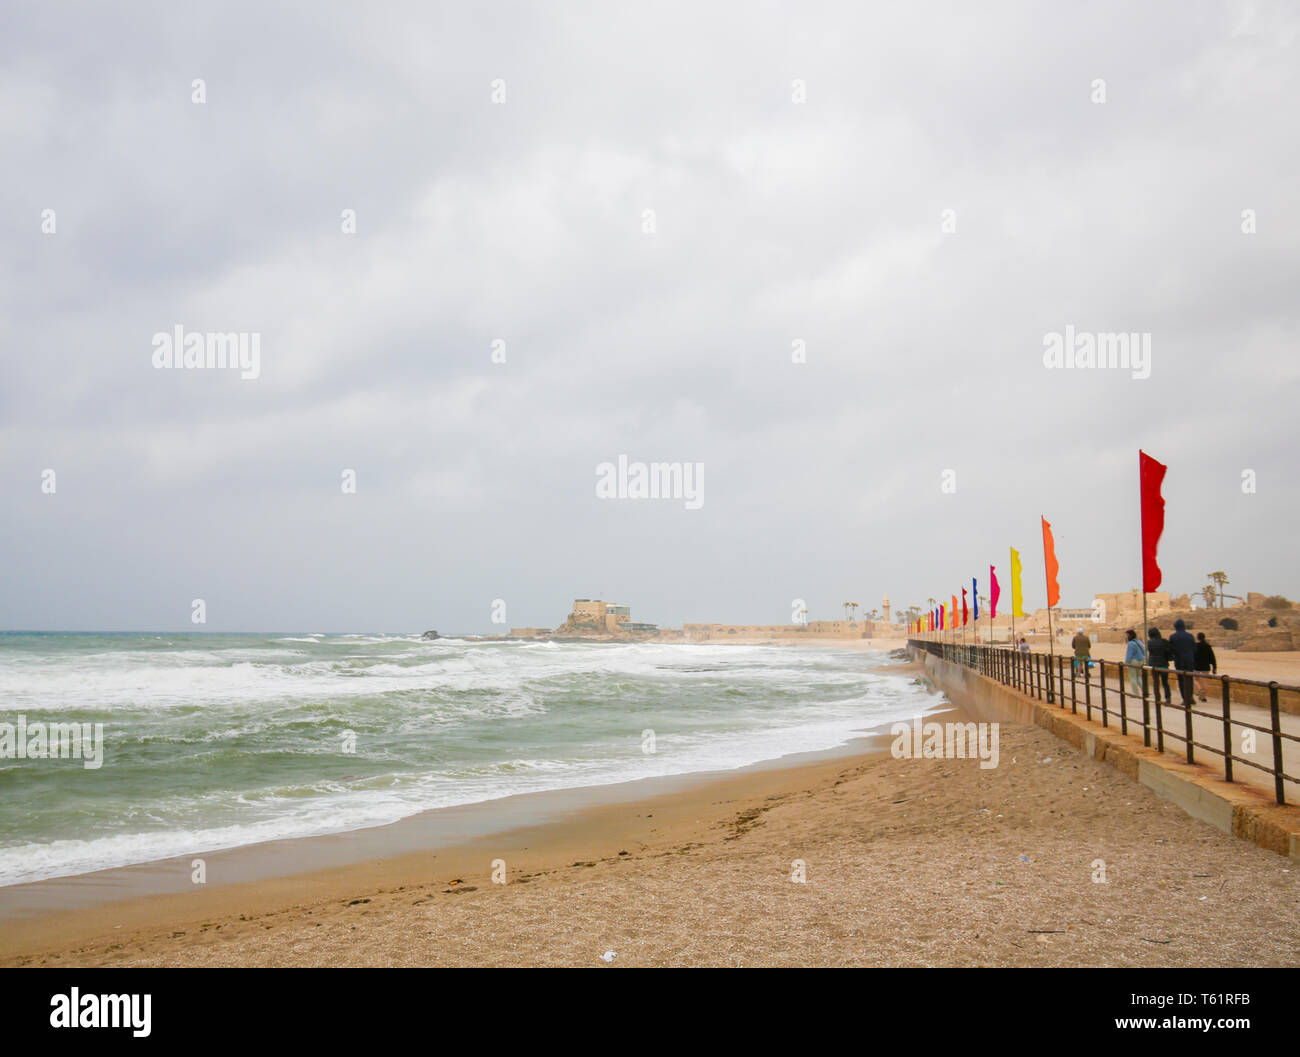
xmin=1064 ymin=620 xmax=1218 ymax=706
xmin=1003 ymin=626 xmax=1220 ymax=708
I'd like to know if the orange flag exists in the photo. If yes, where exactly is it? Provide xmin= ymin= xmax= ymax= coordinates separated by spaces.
xmin=1041 ymin=516 xmax=1060 ymax=608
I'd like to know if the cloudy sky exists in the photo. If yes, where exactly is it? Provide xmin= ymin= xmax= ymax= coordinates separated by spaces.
xmin=3 ymin=1 xmax=1297 ymax=633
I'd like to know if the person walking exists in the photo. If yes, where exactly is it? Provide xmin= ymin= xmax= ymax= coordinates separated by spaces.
xmin=1124 ymin=629 xmax=1145 ymax=696
xmin=1147 ymin=627 xmax=1172 ymax=704
xmin=1169 ymin=618 xmax=1197 ymax=708
xmin=1194 ymin=632 xmax=1218 ymax=702
xmin=1071 ymin=626 xmax=1092 ymax=677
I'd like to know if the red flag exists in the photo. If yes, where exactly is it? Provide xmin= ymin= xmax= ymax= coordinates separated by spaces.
xmin=951 ymin=595 xmax=957 ymax=628
xmin=1041 ymin=516 xmax=1060 ymax=608
xmin=1140 ymin=450 xmax=1167 ymax=594
xmin=990 ymin=565 xmax=1000 ymax=619
xmin=961 ymin=588 xmax=968 ymax=626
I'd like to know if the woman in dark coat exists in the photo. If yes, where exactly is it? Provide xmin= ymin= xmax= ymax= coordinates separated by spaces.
xmin=1147 ymin=627 xmax=1172 ymax=704
xmin=1194 ymin=633 xmax=1218 ymax=702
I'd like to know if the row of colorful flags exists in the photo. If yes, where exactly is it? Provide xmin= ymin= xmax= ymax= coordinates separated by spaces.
xmin=907 ymin=451 xmax=1167 ymax=635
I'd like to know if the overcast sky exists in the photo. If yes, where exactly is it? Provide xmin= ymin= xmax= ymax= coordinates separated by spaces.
xmin=3 ymin=1 xmax=1297 ymax=634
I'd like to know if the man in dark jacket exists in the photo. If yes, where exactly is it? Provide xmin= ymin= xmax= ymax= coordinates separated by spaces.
xmin=1194 ymin=633 xmax=1218 ymax=702
xmin=1169 ymin=619 xmax=1197 ymax=707
xmin=1147 ymin=627 xmax=1172 ymax=704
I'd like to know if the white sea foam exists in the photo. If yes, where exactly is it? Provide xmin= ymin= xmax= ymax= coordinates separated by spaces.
xmin=0 ymin=638 xmax=944 ymax=886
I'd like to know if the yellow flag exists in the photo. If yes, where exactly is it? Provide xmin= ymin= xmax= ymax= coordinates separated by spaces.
xmin=1010 ymin=546 xmax=1027 ymax=618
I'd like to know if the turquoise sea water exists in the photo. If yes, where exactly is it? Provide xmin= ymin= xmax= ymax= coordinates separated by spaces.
xmin=0 ymin=632 xmax=941 ymax=886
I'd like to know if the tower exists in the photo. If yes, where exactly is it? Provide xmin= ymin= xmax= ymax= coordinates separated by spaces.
xmin=882 ymin=595 xmax=891 ymax=625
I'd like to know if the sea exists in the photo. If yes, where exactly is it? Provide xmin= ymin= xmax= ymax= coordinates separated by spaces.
xmin=0 ymin=632 xmax=942 ymax=888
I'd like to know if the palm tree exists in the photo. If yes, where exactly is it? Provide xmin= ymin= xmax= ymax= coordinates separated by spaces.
xmin=1207 ymin=571 xmax=1229 ymax=609
xmin=1202 ymin=584 xmax=1216 ymax=608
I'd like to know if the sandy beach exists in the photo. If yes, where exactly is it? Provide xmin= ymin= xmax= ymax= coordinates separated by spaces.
xmin=5 ymin=660 xmax=1297 ymax=968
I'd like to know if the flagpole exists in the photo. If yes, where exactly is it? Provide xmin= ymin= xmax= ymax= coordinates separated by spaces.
xmin=1009 ymin=551 xmax=1015 ymax=647
xmin=1046 ymin=604 xmax=1055 ymax=702
xmin=1041 ymin=517 xmax=1059 ymax=704
xmin=1140 ymin=452 xmax=1148 ymax=641
xmin=1043 ymin=554 xmax=1055 ymax=705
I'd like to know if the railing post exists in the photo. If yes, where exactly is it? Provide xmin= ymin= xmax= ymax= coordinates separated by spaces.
xmin=1070 ymin=656 xmax=1077 ymax=714
xmin=1118 ymin=660 xmax=1127 ymax=736
xmin=1184 ymin=685 xmax=1195 ymax=765
xmin=1084 ymin=660 xmax=1093 ymax=721
xmin=1221 ymin=676 xmax=1232 ymax=784
xmin=1270 ymin=682 xmax=1285 ymax=806
xmin=1141 ymin=667 xmax=1151 ymax=748
xmin=1155 ymin=682 xmax=1164 ymax=754
xmin=1097 ymin=660 xmax=1106 ymax=726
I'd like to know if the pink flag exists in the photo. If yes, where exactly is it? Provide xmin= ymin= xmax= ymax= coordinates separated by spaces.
xmin=990 ymin=565 xmax=1000 ymax=619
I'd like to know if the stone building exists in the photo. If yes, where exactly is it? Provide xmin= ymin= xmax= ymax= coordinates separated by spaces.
xmin=566 ymin=599 xmax=632 ymax=634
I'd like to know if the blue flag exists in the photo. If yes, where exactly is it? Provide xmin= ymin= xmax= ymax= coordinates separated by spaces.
xmin=972 ymin=578 xmax=980 ymax=621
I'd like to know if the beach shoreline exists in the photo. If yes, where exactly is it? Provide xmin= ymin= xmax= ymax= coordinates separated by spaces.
xmin=0 ymin=631 xmax=915 ymax=894
xmin=7 ymin=646 xmax=1297 ymax=968
xmin=1 ymin=674 xmax=938 ymax=965
xmin=7 ymin=674 xmax=1300 ymax=965
xmin=0 ymin=649 xmax=927 ymax=952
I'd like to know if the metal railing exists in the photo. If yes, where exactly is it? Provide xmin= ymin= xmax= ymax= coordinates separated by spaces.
xmin=908 ymin=638 xmax=1300 ymax=805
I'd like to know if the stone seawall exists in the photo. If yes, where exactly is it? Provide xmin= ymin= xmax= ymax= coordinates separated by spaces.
xmin=907 ymin=644 xmax=1300 ymax=860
